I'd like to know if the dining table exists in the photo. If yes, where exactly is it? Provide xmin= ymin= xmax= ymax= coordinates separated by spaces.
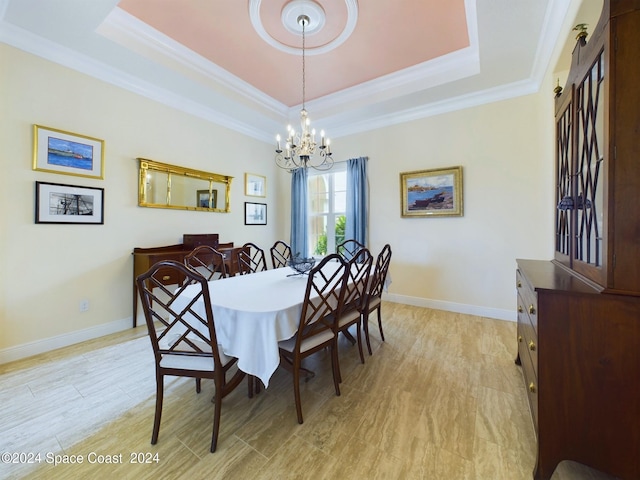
xmin=172 ymin=262 xmax=343 ymax=388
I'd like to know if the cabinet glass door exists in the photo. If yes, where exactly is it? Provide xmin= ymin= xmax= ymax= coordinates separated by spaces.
xmin=574 ymin=51 xmax=605 ymax=274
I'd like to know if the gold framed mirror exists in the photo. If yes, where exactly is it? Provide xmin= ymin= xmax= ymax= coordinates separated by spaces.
xmin=137 ymin=158 xmax=232 ymax=213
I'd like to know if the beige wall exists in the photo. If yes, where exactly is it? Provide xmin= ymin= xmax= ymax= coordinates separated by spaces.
xmin=0 ymin=44 xmax=282 ymax=361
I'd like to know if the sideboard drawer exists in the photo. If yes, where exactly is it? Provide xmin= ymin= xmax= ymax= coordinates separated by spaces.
xmin=517 ymin=270 xmax=539 ymax=334
xmin=517 ymin=293 xmax=538 ymax=374
xmin=152 ymin=266 xmax=186 ymax=286
xmin=519 ymin=338 xmax=538 ymax=428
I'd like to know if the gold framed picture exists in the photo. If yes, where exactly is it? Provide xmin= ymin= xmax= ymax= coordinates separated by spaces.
xmin=400 ymin=166 xmax=463 ymax=217
xmin=33 ymin=125 xmax=105 ymax=179
xmin=245 ymin=173 xmax=266 ymax=197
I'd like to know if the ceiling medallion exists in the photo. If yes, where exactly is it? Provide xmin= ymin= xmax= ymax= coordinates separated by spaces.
xmin=248 ymin=0 xmax=359 ymax=56
xmin=281 ymin=0 xmax=326 ymax=35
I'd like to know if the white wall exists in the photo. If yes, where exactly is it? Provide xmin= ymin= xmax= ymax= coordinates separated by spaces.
xmin=0 ymin=44 xmax=282 ymax=361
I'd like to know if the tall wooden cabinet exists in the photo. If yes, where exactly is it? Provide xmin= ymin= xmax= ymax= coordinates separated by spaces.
xmin=516 ymin=2 xmax=640 ymax=479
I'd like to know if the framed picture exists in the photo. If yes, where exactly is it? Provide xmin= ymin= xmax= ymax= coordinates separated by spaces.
xmin=196 ymin=189 xmax=218 ymax=209
xmin=245 ymin=173 xmax=266 ymax=197
xmin=33 ymin=124 xmax=105 ymax=179
xmin=400 ymin=166 xmax=463 ymax=217
xmin=35 ymin=181 xmax=104 ymax=224
xmin=244 ymin=202 xmax=267 ymax=225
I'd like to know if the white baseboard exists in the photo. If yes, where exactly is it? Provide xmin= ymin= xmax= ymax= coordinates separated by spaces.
xmin=383 ymin=293 xmax=516 ymax=322
xmin=0 ymin=317 xmax=133 ymax=365
xmin=0 ymin=295 xmax=515 ymax=365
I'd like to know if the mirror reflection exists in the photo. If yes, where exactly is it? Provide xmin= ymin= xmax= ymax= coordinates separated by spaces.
xmin=138 ymin=158 xmax=232 ymax=213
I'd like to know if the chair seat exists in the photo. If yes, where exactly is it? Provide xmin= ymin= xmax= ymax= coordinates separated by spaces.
xmin=160 ymin=335 xmax=233 ymax=370
xmin=279 ymin=329 xmax=334 ymax=354
xmin=550 ymin=460 xmax=620 ymax=480
xmin=337 ymin=308 xmax=360 ymax=328
xmin=367 ymin=296 xmax=381 ymax=311
xmin=160 ymin=354 xmax=216 ymax=371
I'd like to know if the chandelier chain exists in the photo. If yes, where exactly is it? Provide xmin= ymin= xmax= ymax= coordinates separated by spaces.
xmin=301 ymin=16 xmax=306 ymax=110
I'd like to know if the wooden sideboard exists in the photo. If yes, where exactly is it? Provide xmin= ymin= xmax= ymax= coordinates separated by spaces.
xmin=132 ymin=234 xmax=243 ymax=327
xmin=516 ymin=259 xmax=640 ymax=480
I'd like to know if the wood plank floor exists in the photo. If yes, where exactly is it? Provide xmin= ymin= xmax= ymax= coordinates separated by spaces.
xmin=0 ymin=302 xmax=536 ymax=479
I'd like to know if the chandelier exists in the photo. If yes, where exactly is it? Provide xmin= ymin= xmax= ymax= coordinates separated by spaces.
xmin=275 ymin=14 xmax=333 ymax=171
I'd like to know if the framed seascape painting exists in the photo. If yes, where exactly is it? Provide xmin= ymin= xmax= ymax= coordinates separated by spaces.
xmin=245 ymin=173 xmax=266 ymax=197
xmin=33 ymin=125 xmax=105 ymax=179
xmin=35 ymin=181 xmax=104 ymax=224
xmin=400 ymin=166 xmax=463 ymax=217
xmin=244 ymin=202 xmax=267 ymax=225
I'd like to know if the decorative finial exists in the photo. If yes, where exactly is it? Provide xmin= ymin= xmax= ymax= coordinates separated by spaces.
xmin=554 ymin=78 xmax=563 ymax=97
xmin=573 ymin=23 xmax=588 ymax=40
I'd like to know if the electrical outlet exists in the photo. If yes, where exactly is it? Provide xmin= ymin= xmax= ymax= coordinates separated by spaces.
xmin=79 ymin=299 xmax=89 ymax=312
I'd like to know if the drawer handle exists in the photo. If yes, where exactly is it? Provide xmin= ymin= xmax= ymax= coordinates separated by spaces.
xmin=528 ymin=340 xmax=536 ymax=351
xmin=162 ymin=275 xmax=171 ymax=281
xmin=518 ymin=305 xmax=523 ymax=313
xmin=518 ymin=335 xmax=523 ymax=343
xmin=528 ymin=305 xmax=536 ymax=315
xmin=529 ymin=382 xmax=536 ymax=393
xmin=517 ymin=281 xmax=522 ymax=288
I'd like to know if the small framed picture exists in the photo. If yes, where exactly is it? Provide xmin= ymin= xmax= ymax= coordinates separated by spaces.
xmin=196 ymin=189 xmax=218 ymax=209
xmin=35 ymin=181 xmax=104 ymax=224
xmin=400 ymin=166 xmax=463 ymax=217
xmin=33 ymin=125 xmax=105 ymax=179
xmin=244 ymin=202 xmax=267 ymax=225
xmin=245 ymin=173 xmax=266 ymax=197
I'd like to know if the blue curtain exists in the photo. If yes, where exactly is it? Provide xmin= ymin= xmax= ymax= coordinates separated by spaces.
xmin=290 ymin=167 xmax=309 ymax=258
xmin=345 ymin=156 xmax=368 ymax=245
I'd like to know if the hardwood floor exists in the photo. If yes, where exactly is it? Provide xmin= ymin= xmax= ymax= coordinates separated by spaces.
xmin=0 ymin=303 xmax=536 ymax=479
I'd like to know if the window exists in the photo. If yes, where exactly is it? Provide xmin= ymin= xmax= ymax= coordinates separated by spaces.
xmin=308 ymin=165 xmax=346 ymax=256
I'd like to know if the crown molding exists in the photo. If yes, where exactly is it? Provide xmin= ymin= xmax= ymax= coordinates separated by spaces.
xmin=0 ymin=20 xmax=274 ymax=142
xmin=327 ymin=78 xmax=540 ymax=138
xmin=529 ymin=0 xmax=572 ymax=85
xmin=301 ymin=44 xmax=480 ymax=118
xmin=98 ymin=7 xmax=288 ymax=117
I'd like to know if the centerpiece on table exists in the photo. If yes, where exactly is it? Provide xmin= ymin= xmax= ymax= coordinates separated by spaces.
xmin=287 ymin=254 xmax=316 ymax=276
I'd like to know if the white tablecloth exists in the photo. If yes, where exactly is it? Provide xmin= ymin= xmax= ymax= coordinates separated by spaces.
xmin=173 ymin=265 xmax=338 ymax=387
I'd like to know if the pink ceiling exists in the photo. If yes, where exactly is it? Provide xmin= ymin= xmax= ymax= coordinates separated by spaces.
xmin=118 ymin=0 xmax=469 ymax=107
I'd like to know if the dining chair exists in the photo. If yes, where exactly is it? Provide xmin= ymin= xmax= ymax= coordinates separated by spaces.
xmin=335 ymin=248 xmax=373 ymax=367
xmin=362 ymin=244 xmax=392 ymax=355
xmin=278 ymin=253 xmax=347 ymax=424
xmin=270 ymin=240 xmax=292 ymax=269
xmin=236 ymin=242 xmax=267 ymax=274
xmin=136 ymin=260 xmax=246 ymax=453
xmin=336 ymin=239 xmax=366 ymax=262
xmin=184 ymin=245 xmax=228 ymax=280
